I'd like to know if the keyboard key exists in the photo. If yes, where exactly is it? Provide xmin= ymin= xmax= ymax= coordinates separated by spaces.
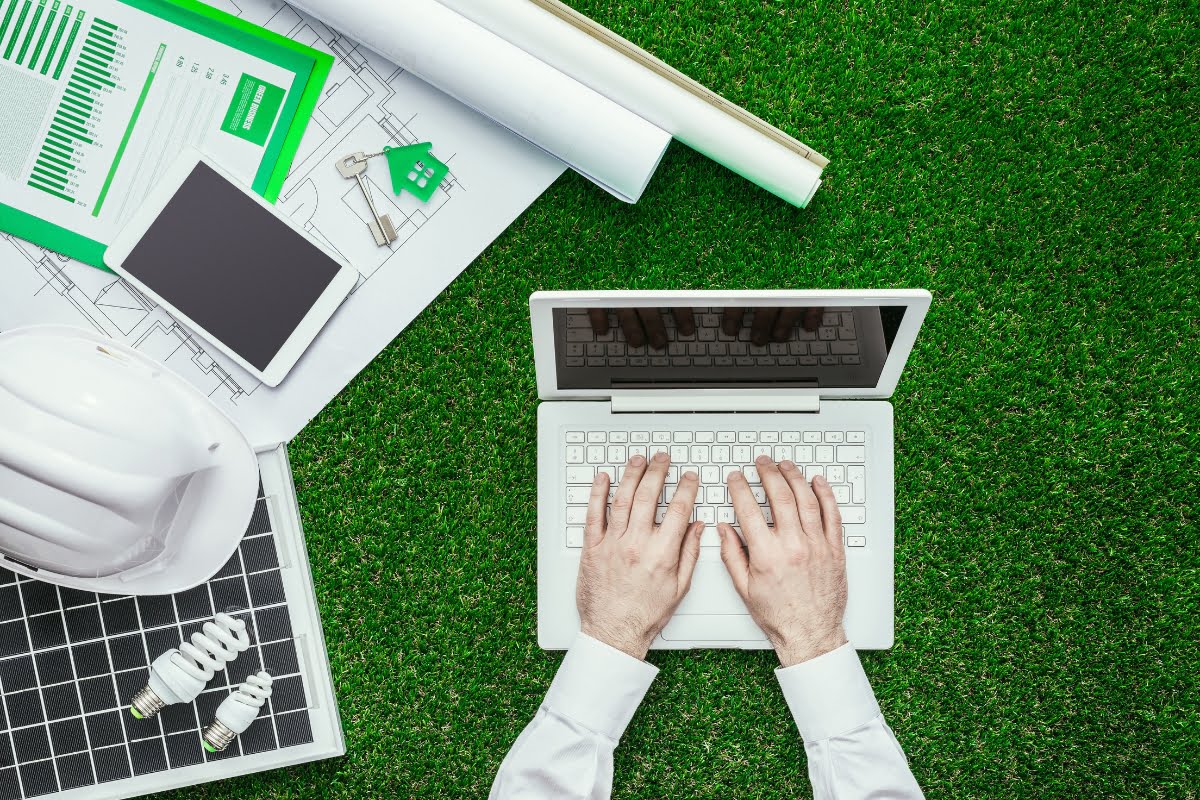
xmin=733 ymin=445 xmax=752 ymax=462
xmin=824 ymin=431 xmax=844 ymax=443
xmin=566 ymin=487 xmax=591 ymax=504
xmin=691 ymin=445 xmax=710 ymax=462
xmin=670 ymin=445 xmax=689 ymax=463
xmin=712 ymin=445 xmax=730 ymax=462
xmin=783 ymin=431 xmax=801 ymax=443
xmin=566 ymin=431 xmax=585 ymax=443
xmin=566 ymin=527 xmax=585 ymax=547
xmin=743 ymin=466 xmax=760 ymax=484
xmin=805 ymin=464 xmax=825 ymax=478
xmin=717 ymin=431 xmax=736 ymax=443
xmin=796 ymin=445 xmax=814 ymax=462
xmin=700 ymin=527 xmax=720 ymax=547
xmin=598 ymin=466 xmax=617 ymax=481
xmin=586 ymin=446 xmax=605 ymax=463
xmin=653 ymin=431 xmax=671 ymax=443
xmin=610 ymin=431 xmax=629 ymax=443
xmin=695 ymin=431 xmax=715 ymax=443
xmin=738 ymin=431 xmax=757 ymax=443
xmin=848 ymin=466 xmax=866 ymax=503
xmin=717 ymin=507 xmax=736 ymax=524
xmin=705 ymin=486 xmax=725 ymax=505
xmin=831 ymin=342 xmax=859 ymax=355
xmin=837 ymin=446 xmax=867 ymax=463
xmin=587 ymin=432 xmax=606 ymax=443
xmin=815 ymin=445 xmax=835 ymax=463
xmin=701 ymin=466 xmax=721 ymax=484
xmin=631 ymin=431 xmax=650 ymax=443
xmin=751 ymin=486 xmax=766 ymax=503
xmin=832 ymin=485 xmax=851 ymax=504
xmin=566 ymin=466 xmax=594 ymax=483
xmin=847 ymin=431 xmax=866 ymax=443
xmin=673 ymin=431 xmax=694 ymax=443
xmin=722 ymin=465 xmax=740 ymax=481
xmin=774 ymin=445 xmax=791 ymax=462
xmin=760 ymin=431 xmax=780 ymax=443
xmin=697 ymin=506 xmax=716 ymax=524
xmin=566 ymin=507 xmax=588 ymax=524
xmin=667 ymin=466 xmax=679 ymax=483
xmin=841 ymin=506 xmax=866 ymax=524
xmin=803 ymin=432 xmax=822 ymax=443
xmin=826 ymin=465 xmax=846 ymax=484
xmin=607 ymin=445 xmax=627 ymax=463
xmin=846 ymin=536 xmax=866 ymax=548
xmin=566 ymin=446 xmax=584 ymax=463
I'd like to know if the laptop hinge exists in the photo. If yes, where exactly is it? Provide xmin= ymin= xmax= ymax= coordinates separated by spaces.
xmin=610 ymin=391 xmax=820 ymax=414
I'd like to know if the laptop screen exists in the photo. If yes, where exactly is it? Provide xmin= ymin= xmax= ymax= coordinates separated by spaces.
xmin=552 ymin=305 xmax=908 ymax=389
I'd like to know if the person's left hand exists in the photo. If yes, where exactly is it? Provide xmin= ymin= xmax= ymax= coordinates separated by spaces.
xmin=576 ymin=453 xmax=705 ymax=659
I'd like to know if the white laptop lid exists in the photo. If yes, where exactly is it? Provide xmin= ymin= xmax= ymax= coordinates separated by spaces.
xmin=530 ymin=290 xmax=931 ymax=401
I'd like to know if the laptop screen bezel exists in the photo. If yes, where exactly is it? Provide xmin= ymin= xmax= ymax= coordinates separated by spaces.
xmin=530 ymin=289 xmax=931 ymax=401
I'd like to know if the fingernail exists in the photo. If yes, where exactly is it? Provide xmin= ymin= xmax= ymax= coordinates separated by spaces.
xmin=756 ymin=455 xmax=771 ymax=465
xmin=813 ymin=475 xmax=826 ymax=486
xmin=780 ymin=460 xmax=795 ymax=470
xmin=629 ymin=455 xmax=645 ymax=467
xmin=683 ymin=470 xmax=698 ymax=480
xmin=653 ymin=451 xmax=669 ymax=462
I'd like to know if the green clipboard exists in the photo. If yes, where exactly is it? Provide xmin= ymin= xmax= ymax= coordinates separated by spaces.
xmin=0 ymin=0 xmax=332 ymax=270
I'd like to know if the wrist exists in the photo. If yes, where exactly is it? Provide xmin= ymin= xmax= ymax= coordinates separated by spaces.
xmin=580 ymin=623 xmax=653 ymax=661
xmin=771 ymin=627 xmax=847 ymax=668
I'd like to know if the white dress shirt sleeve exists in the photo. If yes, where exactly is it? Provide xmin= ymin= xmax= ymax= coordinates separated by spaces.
xmin=489 ymin=633 xmax=658 ymax=800
xmin=776 ymin=643 xmax=925 ymax=799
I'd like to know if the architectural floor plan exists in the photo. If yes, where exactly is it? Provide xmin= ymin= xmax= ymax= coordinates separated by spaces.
xmin=0 ymin=0 xmax=564 ymax=446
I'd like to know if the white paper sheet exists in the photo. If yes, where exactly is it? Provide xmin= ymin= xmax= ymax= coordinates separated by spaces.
xmin=433 ymin=0 xmax=827 ymax=208
xmin=0 ymin=0 xmax=565 ymax=448
xmin=289 ymin=0 xmax=671 ymax=203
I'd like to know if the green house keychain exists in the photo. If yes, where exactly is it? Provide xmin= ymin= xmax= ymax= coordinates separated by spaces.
xmin=382 ymin=142 xmax=450 ymax=203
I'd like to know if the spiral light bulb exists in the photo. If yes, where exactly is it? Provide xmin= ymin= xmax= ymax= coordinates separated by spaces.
xmin=201 ymin=670 xmax=274 ymax=752
xmin=129 ymin=613 xmax=250 ymax=719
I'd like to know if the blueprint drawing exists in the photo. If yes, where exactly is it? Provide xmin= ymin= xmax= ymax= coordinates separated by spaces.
xmin=0 ymin=0 xmax=565 ymax=446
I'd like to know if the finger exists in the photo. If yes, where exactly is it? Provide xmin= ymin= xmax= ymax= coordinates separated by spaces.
xmin=810 ymin=474 xmax=845 ymax=551
xmin=718 ymin=523 xmax=750 ymax=597
xmin=673 ymin=307 xmax=697 ymax=337
xmin=608 ymin=455 xmax=647 ymax=537
xmin=661 ymin=469 xmax=700 ymax=538
xmin=617 ymin=309 xmax=646 ymax=348
xmin=779 ymin=460 xmax=823 ymax=539
xmin=756 ymin=456 xmax=802 ymax=534
xmin=802 ymin=307 xmax=823 ymax=333
xmin=721 ymin=307 xmax=746 ymax=336
xmin=726 ymin=470 xmax=769 ymax=542
xmin=638 ymin=309 xmax=669 ymax=350
xmin=750 ymin=308 xmax=780 ymax=346
xmin=631 ymin=451 xmax=670 ymax=531
xmin=771 ymin=308 xmax=803 ymax=342
xmin=584 ymin=472 xmax=609 ymax=546
xmin=588 ymin=308 xmax=610 ymax=335
xmin=677 ymin=521 xmax=704 ymax=590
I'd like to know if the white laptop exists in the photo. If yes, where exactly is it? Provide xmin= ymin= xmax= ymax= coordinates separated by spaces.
xmin=533 ymin=290 xmax=931 ymax=650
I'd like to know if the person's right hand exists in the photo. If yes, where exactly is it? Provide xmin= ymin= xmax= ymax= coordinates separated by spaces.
xmin=718 ymin=456 xmax=849 ymax=667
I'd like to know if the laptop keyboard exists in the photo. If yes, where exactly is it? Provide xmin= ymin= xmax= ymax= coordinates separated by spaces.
xmin=563 ymin=308 xmax=864 ymax=368
xmin=563 ymin=429 xmax=868 ymax=550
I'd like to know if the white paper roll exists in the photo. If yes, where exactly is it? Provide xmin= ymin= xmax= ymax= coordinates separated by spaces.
xmin=433 ymin=0 xmax=827 ymax=208
xmin=289 ymin=0 xmax=671 ymax=202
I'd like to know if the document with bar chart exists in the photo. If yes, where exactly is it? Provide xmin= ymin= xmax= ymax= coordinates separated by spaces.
xmin=0 ymin=0 xmax=330 ymax=267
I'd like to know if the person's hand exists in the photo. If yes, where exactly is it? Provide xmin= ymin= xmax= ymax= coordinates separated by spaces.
xmin=718 ymin=456 xmax=848 ymax=667
xmin=587 ymin=308 xmax=696 ymax=350
xmin=577 ymin=453 xmax=705 ymax=659
xmin=720 ymin=307 xmax=825 ymax=346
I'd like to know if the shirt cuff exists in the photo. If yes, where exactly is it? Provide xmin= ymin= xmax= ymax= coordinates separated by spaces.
xmin=542 ymin=633 xmax=659 ymax=742
xmin=775 ymin=642 xmax=881 ymax=743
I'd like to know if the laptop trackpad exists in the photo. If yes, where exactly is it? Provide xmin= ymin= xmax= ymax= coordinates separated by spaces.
xmin=664 ymin=564 xmax=766 ymax=641
xmin=662 ymin=614 xmax=766 ymax=641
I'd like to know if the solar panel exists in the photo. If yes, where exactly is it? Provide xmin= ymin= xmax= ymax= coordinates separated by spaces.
xmin=0 ymin=446 xmax=343 ymax=799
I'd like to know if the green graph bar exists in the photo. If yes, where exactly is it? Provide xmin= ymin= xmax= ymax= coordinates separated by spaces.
xmin=51 ymin=8 xmax=79 ymax=78
xmin=39 ymin=151 xmax=72 ymax=170
xmin=15 ymin=0 xmax=43 ymax=65
xmin=32 ymin=168 xmax=67 ymax=189
xmin=56 ymin=107 xmax=87 ymax=128
xmin=59 ymin=99 xmax=89 ymax=120
xmin=34 ymin=159 xmax=67 ymax=178
xmin=0 ymin=2 xmax=18 ymax=49
xmin=69 ymin=72 xmax=101 ymax=90
xmin=28 ymin=179 xmax=74 ymax=202
xmin=74 ymin=66 xmax=112 ymax=86
xmin=49 ymin=123 xmax=89 ymax=144
xmin=42 ymin=144 xmax=73 ymax=163
xmin=86 ymin=30 xmax=113 ymax=49
xmin=91 ymin=15 xmax=113 ymax=32
xmin=27 ymin=0 xmax=53 ymax=68
xmin=94 ymin=42 xmax=162 ymax=217
xmin=82 ymin=37 xmax=111 ymax=57
xmin=59 ymin=89 xmax=89 ymax=109
xmin=45 ymin=127 xmax=70 ymax=144
xmin=39 ymin=1 xmax=66 ymax=73
xmin=43 ymin=137 xmax=73 ymax=154
xmin=76 ymin=51 xmax=107 ymax=72
xmin=5 ymin=0 xmax=31 ymax=60
xmin=63 ymin=85 xmax=90 ymax=105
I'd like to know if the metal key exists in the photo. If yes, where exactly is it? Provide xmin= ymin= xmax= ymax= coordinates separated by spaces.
xmin=335 ymin=152 xmax=397 ymax=246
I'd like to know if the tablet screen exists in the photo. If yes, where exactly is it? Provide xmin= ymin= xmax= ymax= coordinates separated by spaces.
xmin=120 ymin=162 xmax=341 ymax=371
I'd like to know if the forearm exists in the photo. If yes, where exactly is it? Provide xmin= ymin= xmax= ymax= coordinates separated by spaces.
xmin=777 ymin=644 xmax=924 ymax=800
xmin=490 ymin=634 xmax=657 ymax=800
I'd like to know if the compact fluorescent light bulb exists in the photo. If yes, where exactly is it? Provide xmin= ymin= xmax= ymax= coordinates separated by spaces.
xmin=201 ymin=671 xmax=274 ymax=752
xmin=129 ymin=613 xmax=250 ymax=719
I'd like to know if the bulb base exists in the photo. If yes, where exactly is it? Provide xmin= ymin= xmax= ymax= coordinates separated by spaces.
xmin=201 ymin=719 xmax=238 ymax=752
xmin=129 ymin=686 xmax=166 ymax=719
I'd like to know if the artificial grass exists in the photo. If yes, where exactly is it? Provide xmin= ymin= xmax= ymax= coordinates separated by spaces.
xmin=176 ymin=1 xmax=1198 ymax=797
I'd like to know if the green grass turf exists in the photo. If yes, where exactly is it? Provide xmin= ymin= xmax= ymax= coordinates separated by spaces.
xmin=177 ymin=1 xmax=1197 ymax=797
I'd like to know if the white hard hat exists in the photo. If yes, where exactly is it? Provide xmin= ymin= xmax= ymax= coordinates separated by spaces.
xmin=0 ymin=325 xmax=258 ymax=595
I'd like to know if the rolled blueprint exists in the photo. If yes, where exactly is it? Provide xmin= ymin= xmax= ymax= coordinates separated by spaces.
xmin=432 ymin=0 xmax=828 ymax=208
xmin=288 ymin=0 xmax=670 ymax=202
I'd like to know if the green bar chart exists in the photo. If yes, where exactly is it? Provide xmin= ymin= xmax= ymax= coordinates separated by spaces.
xmin=0 ymin=0 xmax=82 ymax=75
xmin=26 ymin=14 xmax=122 ymax=204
